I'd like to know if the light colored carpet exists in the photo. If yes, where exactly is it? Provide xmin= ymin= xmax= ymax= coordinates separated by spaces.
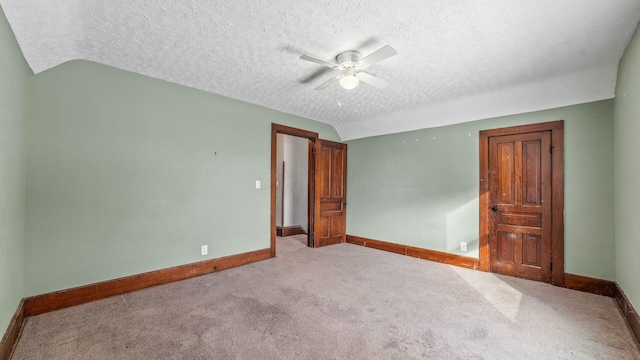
xmin=12 ymin=235 xmax=640 ymax=359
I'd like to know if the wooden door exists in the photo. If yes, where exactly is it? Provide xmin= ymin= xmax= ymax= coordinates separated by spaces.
xmin=488 ymin=131 xmax=552 ymax=282
xmin=314 ymin=140 xmax=347 ymax=247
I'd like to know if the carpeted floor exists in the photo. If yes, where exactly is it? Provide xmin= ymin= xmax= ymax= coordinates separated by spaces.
xmin=12 ymin=235 xmax=640 ymax=359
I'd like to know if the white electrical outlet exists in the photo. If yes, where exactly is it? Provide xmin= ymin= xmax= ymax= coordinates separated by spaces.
xmin=201 ymin=245 xmax=208 ymax=256
xmin=460 ymin=242 xmax=467 ymax=252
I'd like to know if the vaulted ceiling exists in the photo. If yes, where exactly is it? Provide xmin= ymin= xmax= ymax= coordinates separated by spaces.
xmin=2 ymin=0 xmax=639 ymax=140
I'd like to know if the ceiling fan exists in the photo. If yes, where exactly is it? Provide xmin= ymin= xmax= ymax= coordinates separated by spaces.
xmin=299 ymin=45 xmax=397 ymax=90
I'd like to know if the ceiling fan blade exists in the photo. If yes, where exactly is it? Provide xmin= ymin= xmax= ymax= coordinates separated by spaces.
xmin=300 ymin=55 xmax=338 ymax=68
xmin=315 ymin=76 xmax=340 ymax=90
xmin=299 ymin=67 xmax=334 ymax=84
xmin=358 ymin=45 xmax=397 ymax=68
xmin=356 ymin=72 xmax=389 ymax=89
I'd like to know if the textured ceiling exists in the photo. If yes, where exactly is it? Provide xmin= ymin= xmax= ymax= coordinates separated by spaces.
xmin=2 ymin=0 xmax=640 ymax=140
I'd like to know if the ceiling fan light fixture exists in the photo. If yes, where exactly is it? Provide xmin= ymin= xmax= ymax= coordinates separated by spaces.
xmin=301 ymin=45 xmax=396 ymax=90
xmin=340 ymin=74 xmax=359 ymax=90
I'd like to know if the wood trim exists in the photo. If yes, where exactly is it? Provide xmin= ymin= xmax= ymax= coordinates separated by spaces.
xmin=280 ymin=161 xmax=285 ymax=231
xmin=277 ymin=226 xmax=307 ymax=237
xmin=563 ymin=273 xmax=616 ymax=297
xmin=346 ymin=235 xmax=479 ymax=270
xmin=479 ymin=120 xmax=565 ymax=285
xmin=615 ymin=283 xmax=640 ymax=348
xmin=478 ymin=120 xmax=564 ymax=137
xmin=550 ymin=126 xmax=565 ymax=285
xmin=271 ymin=124 xmax=318 ymax=253
xmin=272 ymin=124 xmax=318 ymax=140
xmin=313 ymin=140 xmax=321 ymax=248
xmin=479 ymin=131 xmax=490 ymax=272
xmin=307 ymin=139 xmax=315 ymax=247
xmin=0 ymin=300 xmax=24 ymax=360
xmin=23 ymin=248 xmax=272 ymax=317
xmin=343 ymin=144 xmax=348 ymax=244
xmin=271 ymin=126 xmax=278 ymax=256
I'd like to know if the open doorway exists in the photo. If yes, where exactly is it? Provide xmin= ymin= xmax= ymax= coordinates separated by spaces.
xmin=276 ymin=134 xmax=309 ymax=240
xmin=270 ymin=124 xmax=348 ymax=255
xmin=270 ymin=124 xmax=318 ymax=256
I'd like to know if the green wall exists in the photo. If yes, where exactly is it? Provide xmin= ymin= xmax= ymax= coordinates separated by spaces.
xmin=347 ymin=100 xmax=615 ymax=280
xmin=0 ymin=5 xmax=30 ymax=335
xmin=24 ymin=60 xmax=339 ymax=296
xmin=614 ymin=22 xmax=640 ymax=310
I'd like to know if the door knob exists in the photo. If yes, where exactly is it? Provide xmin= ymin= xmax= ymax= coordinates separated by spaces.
xmin=491 ymin=205 xmax=499 ymax=212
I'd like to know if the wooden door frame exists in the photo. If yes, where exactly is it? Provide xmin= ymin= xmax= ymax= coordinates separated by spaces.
xmin=271 ymin=124 xmax=318 ymax=256
xmin=479 ymin=120 xmax=564 ymax=286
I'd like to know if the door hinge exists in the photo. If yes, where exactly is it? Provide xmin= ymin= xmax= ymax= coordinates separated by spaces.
xmin=550 ymin=145 xmax=554 ymax=154
xmin=312 ymin=146 xmax=316 ymax=154
xmin=310 ymin=231 xmax=314 ymax=240
xmin=550 ymin=262 xmax=553 ymax=271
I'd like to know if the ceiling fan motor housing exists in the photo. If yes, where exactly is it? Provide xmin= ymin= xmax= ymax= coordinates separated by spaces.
xmin=336 ymin=51 xmax=362 ymax=70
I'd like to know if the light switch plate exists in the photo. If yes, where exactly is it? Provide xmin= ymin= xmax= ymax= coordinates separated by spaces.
xmin=255 ymin=180 xmax=261 ymax=189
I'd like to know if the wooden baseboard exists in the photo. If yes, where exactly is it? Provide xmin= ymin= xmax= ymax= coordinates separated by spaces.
xmin=615 ymin=283 xmax=640 ymax=348
xmin=346 ymin=235 xmax=479 ymax=270
xmin=23 ymin=248 xmax=272 ymax=317
xmin=563 ymin=273 xmax=616 ymax=297
xmin=277 ymin=226 xmax=306 ymax=237
xmin=0 ymin=300 xmax=24 ymax=360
